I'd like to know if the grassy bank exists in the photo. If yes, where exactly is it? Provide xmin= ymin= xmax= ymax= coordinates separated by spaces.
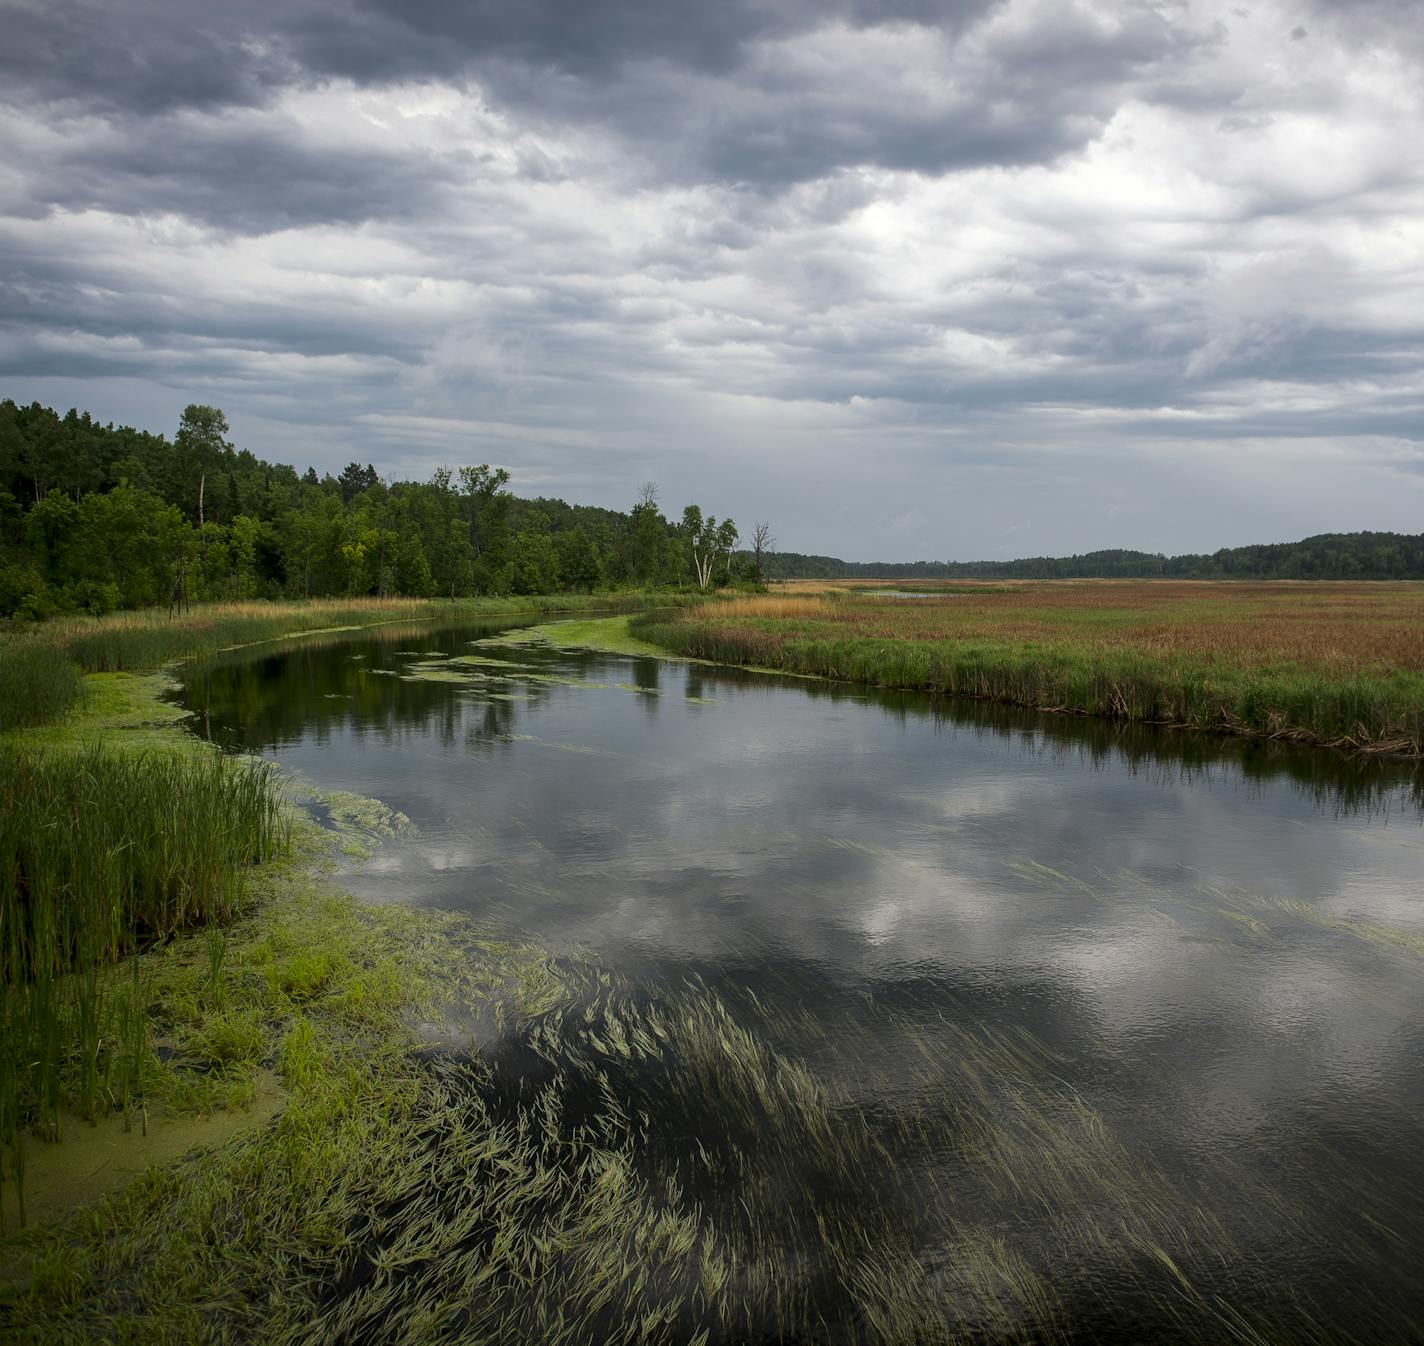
xmin=633 ymin=582 xmax=1424 ymax=755
xmin=1 ymin=748 xmax=287 ymax=1179
xmin=0 ymin=594 xmax=684 ymax=733
xmin=1 ymin=594 xmax=679 ymax=1222
xmin=0 ymin=652 xmax=603 ymax=1335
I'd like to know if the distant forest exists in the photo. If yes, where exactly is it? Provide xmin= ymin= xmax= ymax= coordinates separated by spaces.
xmin=0 ymin=400 xmax=754 ymax=619
xmin=768 ymin=535 xmax=1424 ymax=581
xmin=2 ymin=397 xmax=1420 ymax=620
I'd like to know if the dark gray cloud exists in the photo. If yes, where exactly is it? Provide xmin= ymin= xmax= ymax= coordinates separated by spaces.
xmin=299 ymin=0 xmax=986 ymax=82
xmin=8 ymin=116 xmax=454 ymax=233
xmin=0 ymin=0 xmax=296 ymax=114
xmin=3 ymin=0 xmax=1000 ymax=114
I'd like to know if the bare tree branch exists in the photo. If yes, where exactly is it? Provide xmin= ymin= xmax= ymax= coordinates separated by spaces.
xmin=750 ymin=521 xmax=775 ymax=581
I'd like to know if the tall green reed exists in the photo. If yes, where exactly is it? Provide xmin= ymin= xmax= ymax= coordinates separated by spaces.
xmin=0 ymin=637 xmax=84 ymax=731
xmin=0 ymin=745 xmax=288 ymax=1226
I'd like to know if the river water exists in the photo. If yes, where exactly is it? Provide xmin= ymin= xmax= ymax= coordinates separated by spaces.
xmin=180 ymin=615 xmax=1424 ymax=1342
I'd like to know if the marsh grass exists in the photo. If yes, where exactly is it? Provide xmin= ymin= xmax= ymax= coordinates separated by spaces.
xmin=635 ymin=583 xmax=1424 ymax=755
xmin=0 ymin=640 xmax=83 ymax=732
xmin=0 ymin=746 xmax=288 ymax=1215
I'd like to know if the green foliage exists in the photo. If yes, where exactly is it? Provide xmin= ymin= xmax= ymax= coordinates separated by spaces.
xmin=0 ymin=399 xmax=735 ymax=618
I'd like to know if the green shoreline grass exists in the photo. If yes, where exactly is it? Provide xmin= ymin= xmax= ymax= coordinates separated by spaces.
xmin=0 ymin=599 xmax=612 ymax=1238
xmin=632 ymin=591 xmax=1424 ymax=757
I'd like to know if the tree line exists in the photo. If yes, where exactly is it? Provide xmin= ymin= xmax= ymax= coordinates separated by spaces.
xmin=0 ymin=400 xmax=772 ymax=619
xmin=767 ymin=536 xmax=1424 ymax=582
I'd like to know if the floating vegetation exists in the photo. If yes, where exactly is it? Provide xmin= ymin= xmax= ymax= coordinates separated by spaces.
xmin=398 ymin=651 xmax=615 ymax=692
xmin=288 ymin=785 xmax=415 ymax=849
xmin=452 ymin=653 xmax=543 ymax=669
xmin=498 ymin=734 xmax=629 ymax=760
xmin=525 ymin=614 xmax=673 ymax=659
xmin=398 ymin=667 xmax=473 ymax=684
xmin=518 ymin=670 xmax=612 ymax=688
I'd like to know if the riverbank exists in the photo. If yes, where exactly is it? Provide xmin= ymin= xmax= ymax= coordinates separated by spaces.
xmin=0 ymin=637 xmax=606 ymax=1340
xmin=632 ymin=582 xmax=1424 ymax=756
xmin=0 ymin=593 xmax=689 ymax=733
xmin=0 ymin=599 xmax=610 ymax=1328
xmin=0 ymin=662 xmax=427 ymax=1222
xmin=1 ymin=593 xmax=682 ymax=1212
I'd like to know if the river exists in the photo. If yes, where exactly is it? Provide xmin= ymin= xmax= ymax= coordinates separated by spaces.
xmin=179 ymin=614 xmax=1424 ymax=1342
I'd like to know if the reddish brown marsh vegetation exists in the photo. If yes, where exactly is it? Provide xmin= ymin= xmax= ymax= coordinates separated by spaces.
xmin=640 ymin=582 xmax=1424 ymax=754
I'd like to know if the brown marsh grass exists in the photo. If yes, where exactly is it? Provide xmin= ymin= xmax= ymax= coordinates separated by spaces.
xmin=637 ymin=582 xmax=1424 ymax=754
xmin=738 ymin=582 xmax=1424 ymax=675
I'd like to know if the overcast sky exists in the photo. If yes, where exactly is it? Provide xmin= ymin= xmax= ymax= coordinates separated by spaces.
xmin=2 ymin=0 xmax=1421 ymax=560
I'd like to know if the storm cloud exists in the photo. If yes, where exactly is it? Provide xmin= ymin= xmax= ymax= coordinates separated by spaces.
xmin=2 ymin=0 xmax=1421 ymax=558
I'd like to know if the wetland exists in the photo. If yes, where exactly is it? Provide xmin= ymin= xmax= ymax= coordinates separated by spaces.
xmin=151 ymin=610 xmax=1424 ymax=1343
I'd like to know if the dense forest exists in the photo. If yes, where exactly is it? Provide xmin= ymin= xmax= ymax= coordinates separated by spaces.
xmin=0 ymin=400 xmax=752 ymax=618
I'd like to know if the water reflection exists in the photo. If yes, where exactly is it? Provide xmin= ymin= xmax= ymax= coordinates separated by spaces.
xmin=178 ymin=616 xmax=1424 ymax=1339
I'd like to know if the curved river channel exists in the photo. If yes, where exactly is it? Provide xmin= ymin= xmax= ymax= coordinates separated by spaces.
xmin=179 ymin=614 xmax=1424 ymax=1343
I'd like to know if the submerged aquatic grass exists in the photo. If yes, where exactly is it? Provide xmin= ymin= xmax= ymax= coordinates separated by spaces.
xmin=10 ymin=937 xmax=1416 ymax=1344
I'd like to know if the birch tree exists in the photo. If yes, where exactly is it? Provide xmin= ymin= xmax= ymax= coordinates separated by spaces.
xmin=681 ymin=506 xmax=740 ymax=589
xmin=715 ymin=517 xmax=739 ymax=585
xmin=681 ymin=504 xmax=719 ymax=589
